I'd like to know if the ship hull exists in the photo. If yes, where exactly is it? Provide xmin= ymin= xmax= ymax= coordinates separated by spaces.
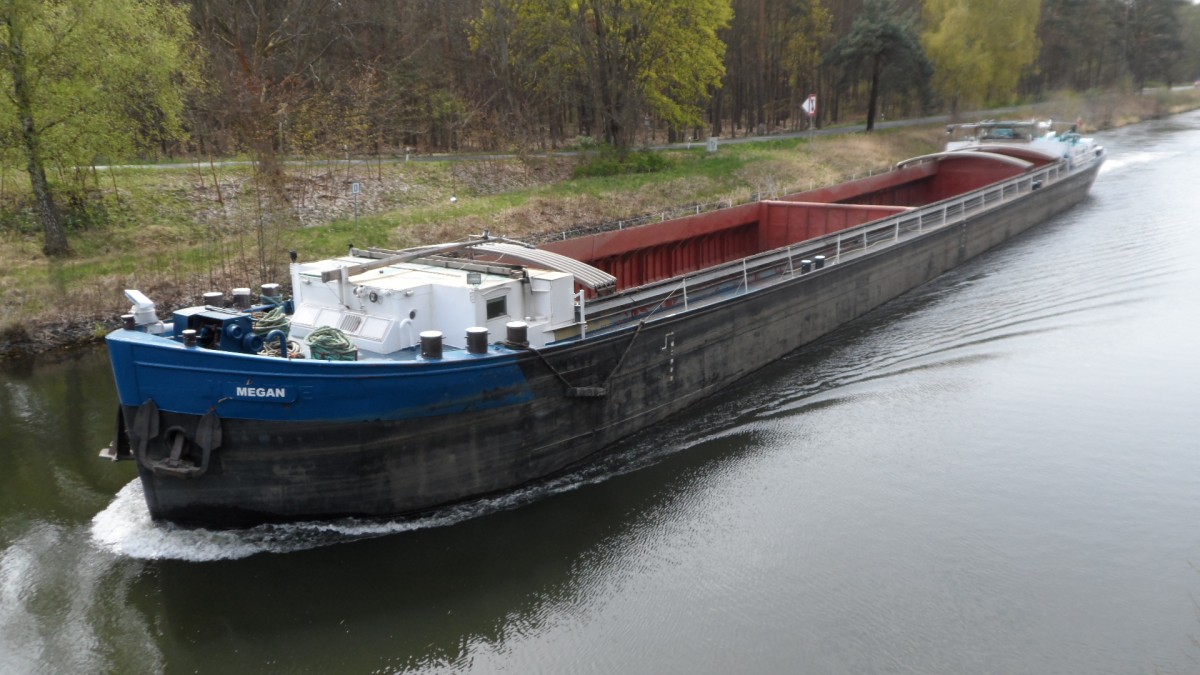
xmin=110 ymin=156 xmax=1102 ymax=527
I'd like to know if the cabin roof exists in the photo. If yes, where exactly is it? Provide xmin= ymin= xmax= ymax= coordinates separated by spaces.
xmin=895 ymin=150 xmax=1037 ymax=170
xmin=479 ymin=243 xmax=617 ymax=291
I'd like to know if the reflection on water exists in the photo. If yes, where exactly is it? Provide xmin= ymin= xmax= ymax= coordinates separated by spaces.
xmin=4 ymin=111 xmax=1200 ymax=673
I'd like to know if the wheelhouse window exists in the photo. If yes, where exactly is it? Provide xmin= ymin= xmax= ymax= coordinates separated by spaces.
xmin=486 ymin=295 xmax=508 ymax=320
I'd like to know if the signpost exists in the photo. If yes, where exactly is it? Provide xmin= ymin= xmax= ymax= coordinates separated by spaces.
xmin=802 ymin=94 xmax=817 ymax=139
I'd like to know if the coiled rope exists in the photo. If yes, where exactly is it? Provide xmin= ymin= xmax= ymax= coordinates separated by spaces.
xmin=259 ymin=337 xmax=304 ymax=359
xmin=252 ymin=306 xmax=290 ymax=337
xmin=306 ymin=326 xmax=357 ymax=361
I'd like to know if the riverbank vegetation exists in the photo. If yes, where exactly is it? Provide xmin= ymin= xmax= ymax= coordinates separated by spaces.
xmin=2 ymin=88 xmax=1197 ymax=357
xmin=2 ymin=0 xmax=1200 ymax=355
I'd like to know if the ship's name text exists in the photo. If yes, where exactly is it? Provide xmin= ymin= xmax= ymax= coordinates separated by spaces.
xmin=237 ymin=386 xmax=286 ymax=398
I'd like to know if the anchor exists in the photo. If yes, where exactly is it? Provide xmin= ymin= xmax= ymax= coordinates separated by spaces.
xmin=107 ymin=398 xmax=221 ymax=479
xmin=152 ymin=409 xmax=222 ymax=479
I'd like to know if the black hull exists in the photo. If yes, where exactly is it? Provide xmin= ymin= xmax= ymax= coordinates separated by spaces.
xmin=130 ymin=161 xmax=1101 ymax=526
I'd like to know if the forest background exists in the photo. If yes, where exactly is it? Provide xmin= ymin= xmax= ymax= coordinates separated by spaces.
xmin=2 ymin=0 xmax=1199 ymax=354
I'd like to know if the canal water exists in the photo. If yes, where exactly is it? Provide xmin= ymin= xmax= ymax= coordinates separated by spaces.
xmin=3 ymin=112 xmax=1200 ymax=674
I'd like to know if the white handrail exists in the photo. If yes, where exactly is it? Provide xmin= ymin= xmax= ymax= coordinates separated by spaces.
xmin=581 ymin=160 xmax=1085 ymax=332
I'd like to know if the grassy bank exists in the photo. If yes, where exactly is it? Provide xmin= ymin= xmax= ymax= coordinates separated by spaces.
xmin=2 ymin=89 xmax=1197 ymax=357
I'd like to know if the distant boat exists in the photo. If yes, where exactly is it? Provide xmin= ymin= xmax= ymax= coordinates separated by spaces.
xmin=103 ymin=120 xmax=1104 ymax=527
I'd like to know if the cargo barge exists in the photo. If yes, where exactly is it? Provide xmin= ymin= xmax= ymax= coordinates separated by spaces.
xmin=103 ymin=121 xmax=1105 ymax=526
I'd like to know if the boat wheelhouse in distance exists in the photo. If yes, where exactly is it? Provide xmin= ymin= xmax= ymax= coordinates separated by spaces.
xmin=945 ymin=118 xmax=1098 ymax=166
xmin=103 ymin=121 xmax=1105 ymax=527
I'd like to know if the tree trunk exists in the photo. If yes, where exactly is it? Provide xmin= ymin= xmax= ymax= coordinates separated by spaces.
xmin=26 ymin=153 xmax=66 ymax=256
xmin=5 ymin=15 xmax=69 ymax=256
xmin=755 ymin=0 xmax=766 ymax=135
xmin=866 ymin=54 xmax=881 ymax=132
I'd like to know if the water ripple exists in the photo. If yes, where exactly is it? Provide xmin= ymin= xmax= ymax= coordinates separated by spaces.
xmin=1 ymin=522 xmax=161 ymax=673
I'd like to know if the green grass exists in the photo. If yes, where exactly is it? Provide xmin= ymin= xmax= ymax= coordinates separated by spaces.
xmin=0 ymin=132 xmax=954 ymax=304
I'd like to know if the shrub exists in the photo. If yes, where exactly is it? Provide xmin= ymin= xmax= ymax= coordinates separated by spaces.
xmin=573 ymin=145 xmax=669 ymax=178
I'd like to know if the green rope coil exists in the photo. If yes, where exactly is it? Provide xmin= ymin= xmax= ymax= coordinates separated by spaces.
xmin=253 ymin=306 xmax=290 ymax=338
xmin=306 ymin=326 xmax=357 ymax=361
